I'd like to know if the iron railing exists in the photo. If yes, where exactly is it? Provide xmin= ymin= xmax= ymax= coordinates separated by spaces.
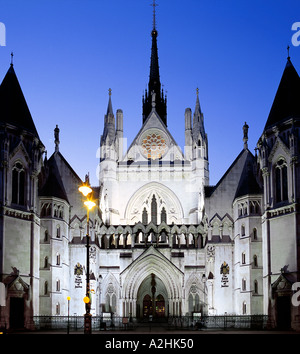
xmin=33 ymin=315 xmax=136 ymax=332
xmin=32 ymin=314 xmax=269 ymax=332
xmin=168 ymin=315 xmax=269 ymax=330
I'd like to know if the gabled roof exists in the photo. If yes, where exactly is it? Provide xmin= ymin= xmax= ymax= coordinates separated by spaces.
xmin=264 ymin=58 xmax=300 ymax=130
xmin=205 ymin=149 xmax=262 ymax=202
xmin=53 ymin=151 xmax=82 ymax=183
xmin=0 ymin=65 xmax=39 ymax=138
xmin=204 ymin=149 xmax=246 ymax=198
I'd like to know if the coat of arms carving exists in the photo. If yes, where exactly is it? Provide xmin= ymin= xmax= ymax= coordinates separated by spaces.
xmin=220 ymin=261 xmax=229 ymax=287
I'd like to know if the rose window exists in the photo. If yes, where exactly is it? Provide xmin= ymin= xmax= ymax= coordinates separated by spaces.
xmin=141 ymin=132 xmax=167 ymax=160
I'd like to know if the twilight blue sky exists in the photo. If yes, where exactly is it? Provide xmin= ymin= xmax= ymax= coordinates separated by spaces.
xmin=1 ymin=0 xmax=300 ymax=186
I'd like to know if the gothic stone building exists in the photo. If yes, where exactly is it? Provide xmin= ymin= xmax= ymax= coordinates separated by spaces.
xmin=1 ymin=21 xmax=300 ymax=331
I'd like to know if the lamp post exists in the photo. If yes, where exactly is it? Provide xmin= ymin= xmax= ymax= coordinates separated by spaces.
xmin=79 ymin=177 xmax=96 ymax=335
xmin=67 ymin=296 xmax=70 ymax=334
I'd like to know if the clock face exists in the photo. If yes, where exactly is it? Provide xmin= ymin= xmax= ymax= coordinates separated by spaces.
xmin=140 ymin=130 xmax=168 ymax=160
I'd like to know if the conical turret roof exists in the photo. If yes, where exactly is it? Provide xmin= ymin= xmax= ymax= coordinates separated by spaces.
xmin=264 ymin=58 xmax=300 ymax=130
xmin=0 ymin=64 xmax=39 ymax=138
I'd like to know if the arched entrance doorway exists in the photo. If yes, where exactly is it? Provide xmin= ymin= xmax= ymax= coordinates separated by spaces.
xmin=137 ymin=273 xmax=168 ymax=318
xmin=120 ymin=245 xmax=184 ymax=317
xmin=143 ymin=294 xmax=165 ymax=317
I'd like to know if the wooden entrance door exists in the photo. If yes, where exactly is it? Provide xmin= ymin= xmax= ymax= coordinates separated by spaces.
xmin=155 ymin=294 xmax=165 ymax=317
xmin=143 ymin=294 xmax=165 ymax=317
xmin=143 ymin=294 xmax=152 ymax=317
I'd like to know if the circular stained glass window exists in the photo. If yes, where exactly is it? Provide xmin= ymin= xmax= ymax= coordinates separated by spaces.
xmin=140 ymin=131 xmax=168 ymax=160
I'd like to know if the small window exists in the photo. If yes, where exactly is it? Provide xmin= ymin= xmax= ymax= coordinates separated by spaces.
xmin=56 ymin=303 xmax=60 ymax=315
xmin=242 ymin=302 xmax=247 ymax=314
xmin=254 ymin=280 xmax=258 ymax=294
xmin=44 ymin=256 xmax=49 ymax=268
xmin=241 ymin=225 xmax=245 ymax=236
xmin=253 ymin=228 xmax=257 ymax=240
xmin=56 ymin=225 xmax=61 ymax=238
xmin=253 ymin=255 xmax=258 ymax=267
xmin=56 ymin=279 xmax=60 ymax=292
xmin=44 ymin=281 xmax=48 ymax=295
xmin=56 ymin=253 xmax=60 ymax=265
xmin=242 ymin=252 xmax=246 ymax=264
xmin=238 ymin=207 xmax=243 ymax=217
xmin=242 ymin=278 xmax=246 ymax=291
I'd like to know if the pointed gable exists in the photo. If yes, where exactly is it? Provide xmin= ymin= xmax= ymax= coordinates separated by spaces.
xmin=264 ymin=58 xmax=300 ymax=130
xmin=0 ymin=65 xmax=39 ymax=138
xmin=234 ymin=152 xmax=262 ymax=199
xmin=123 ymin=109 xmax=183 ymax=163
xmin=39 ymin=154 xmax=69 ymax=203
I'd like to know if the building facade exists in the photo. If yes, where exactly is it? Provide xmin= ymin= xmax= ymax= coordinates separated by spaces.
xmin=1 ymin=16 xmax=300 ymax=330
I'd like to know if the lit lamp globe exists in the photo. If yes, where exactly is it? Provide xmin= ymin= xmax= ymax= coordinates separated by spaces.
xmin=84 ymin=200 xmax=96 ymax=210
xmin=78 ymin=184 xmax=92 ymax=197
xmin=83 ymin=296 xmax=90 ymax=304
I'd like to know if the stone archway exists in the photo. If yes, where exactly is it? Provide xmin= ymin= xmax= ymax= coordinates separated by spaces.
xmin=120 ymin=246 xmax=184 ymax=317
xmin=1 ymin=270 xmax=31 ymax=329
xmin=137 ymin=273 xmax=168 ymax=318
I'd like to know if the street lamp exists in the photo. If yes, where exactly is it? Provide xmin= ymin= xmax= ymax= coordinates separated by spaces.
xmin=67 ymin=296 xmax=71 ymax=334
xmin=79 ymin=176 xmax=96 ymax=334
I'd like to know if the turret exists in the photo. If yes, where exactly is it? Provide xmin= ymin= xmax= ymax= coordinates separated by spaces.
xmin=184 ymin=108 xmax=192 ymax=160
xmin=116 ymin=109 xmax=123 ymax=161
xmin=100 ymin=89 xmax=117 ymax=162
xmin=192 ymin=88 xmax=208 ymax=162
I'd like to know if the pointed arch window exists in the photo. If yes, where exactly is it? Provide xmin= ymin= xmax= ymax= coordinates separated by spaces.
xmin=275 ymin=158 xmax=288 ymax=203
xmin=254 ymin=280 xmax=258 ymax=294
xmin=253 ymin=228 xmax=257 ymax=240
xmin=241 ymin=225 xmax=245 ymax=236
xmin=161 ymin=207 xmax=167 ymax=223
xmin=12 ymin=162 xmax=25 ymax=205
xmin=142 ymin=207 xmax=148 ymax=225
xmin=242 ymin=302 xmax=247 ymax=314
xmin=253 ymin=254 xmax=258 ymax=267
xmin=151 ymin=195 xmax=157 ymax=224
xmin=44 ymin=281 xmax=48 ymax=295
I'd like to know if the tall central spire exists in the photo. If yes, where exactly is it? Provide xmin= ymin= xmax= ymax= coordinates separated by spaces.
xmin=142 ymin=0 xmax=167 ymax=126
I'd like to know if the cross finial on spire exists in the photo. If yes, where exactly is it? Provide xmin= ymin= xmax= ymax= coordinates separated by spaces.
xmin=151 ymin=0 xmax=158 ymax=30
xmin=10 ymin=52 xmax=14 ymax=66
xmin=287 ymin=45 xmax=290 ymax=60
xmin=108 ymin=88 xmax=112 ymax=97
xmin=196 ymin=87 xmax=199 ymax=97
